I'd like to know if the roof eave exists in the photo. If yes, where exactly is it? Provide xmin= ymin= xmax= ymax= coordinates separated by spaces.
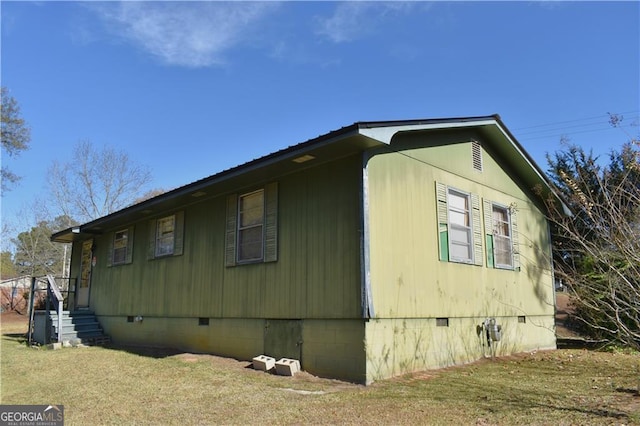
xmin=69 ymin=125 xmax=367 ymax=233
xmin=50 ymin=226 xmax=80 ymax=243
xmin=358 ymin=115 xmax=570 ymax=215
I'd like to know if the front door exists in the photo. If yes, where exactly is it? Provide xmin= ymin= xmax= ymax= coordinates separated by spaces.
xmin=77 ymin=239 xmax=93 ymax=308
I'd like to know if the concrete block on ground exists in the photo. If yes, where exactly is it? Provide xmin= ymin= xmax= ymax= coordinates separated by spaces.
xmin=275 ymin=358 xmax=301 ymax=376
xmin=252 ymin=355 xmax=276 ymax=371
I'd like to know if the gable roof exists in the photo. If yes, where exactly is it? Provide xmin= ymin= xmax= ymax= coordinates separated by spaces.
xmin=52 ymin=114 xmax=569 ymax=243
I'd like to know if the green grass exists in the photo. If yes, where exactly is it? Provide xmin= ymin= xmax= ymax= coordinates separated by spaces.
xmin=2 ymin=315 xmax=639 ymax=425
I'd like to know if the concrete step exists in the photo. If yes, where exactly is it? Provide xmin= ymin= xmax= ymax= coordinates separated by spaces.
xmin=61 ymin=329 xmax=106 ymax=340
xmin=55 ymin=324 xmax=100 ymax=334
xmin=51 ymin=313 xmax=99 ymax=324
xmin=46 ymin=310 xmax=110 ymax=346
xmin=51 ymin=317 xmax=99 ymax=326
xmin=62 ymin=335 xmax=111 ymax=347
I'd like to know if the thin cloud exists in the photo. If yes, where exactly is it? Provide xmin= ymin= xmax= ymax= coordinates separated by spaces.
xmin=315 ymin=2 xmax=420 ymax=43
xmin=90 ymin=2 xmax=279 ymax=68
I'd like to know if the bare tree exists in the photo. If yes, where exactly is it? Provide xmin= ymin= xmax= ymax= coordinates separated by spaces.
xmin=1 ymin=87 xmax=31 ymax=192
xmin=133 ymin=188 xmax=168 ymax=204
xmin=47 ymin=140 xmax=152 ymax=223
xmin=544 ymin=115 xmax=640 ymax=349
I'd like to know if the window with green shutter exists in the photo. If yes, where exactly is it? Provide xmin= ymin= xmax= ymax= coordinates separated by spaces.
xmin=435 ymin=182 xmax=483 ymax=266
xmin=483 ymin=200 xmax=519 ymax=270
xmin=448 ymin=189 xmax=474 ymax=263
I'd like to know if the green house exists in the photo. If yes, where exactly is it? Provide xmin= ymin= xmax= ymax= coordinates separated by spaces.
xmin=52 ymin=115 xmax=567 ymax=384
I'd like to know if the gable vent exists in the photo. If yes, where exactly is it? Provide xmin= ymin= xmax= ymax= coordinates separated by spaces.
xmin=472 ymin=141 xmax=483 ymax=172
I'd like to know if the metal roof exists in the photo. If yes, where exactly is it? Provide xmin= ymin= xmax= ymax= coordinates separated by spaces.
xmin=51 ymin=114 xmax=568 ymax=243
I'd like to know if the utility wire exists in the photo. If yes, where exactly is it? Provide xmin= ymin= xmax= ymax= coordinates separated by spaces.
xmin=518 ymin=126 xmax=620 ymax=141
xmin=514 ymin=111 xmax=639 ymax=141
xmin=518 ymin=123 xmax=612 ymax=137
xmin=513 ymin=110 xmax=639 ymax=132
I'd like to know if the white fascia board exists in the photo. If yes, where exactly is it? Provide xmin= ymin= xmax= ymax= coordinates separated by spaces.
xmin=358 ymin=119 xmax=497 ymax=144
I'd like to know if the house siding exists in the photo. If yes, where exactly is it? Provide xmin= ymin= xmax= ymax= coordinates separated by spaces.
xmin=83 ymin=154 xmax=362 ymax=319
xmin=68 ymin=154 xmax=365 ymax=381
xmin=365 ymin=315 xmax=555 ymax=383
xmin=301 ymin=319 xmax=366 ymax=383
xmin=364 ymin=131 xmax=556 ymax=381
xmin=98 ymin=316 xmax=367 ymax=383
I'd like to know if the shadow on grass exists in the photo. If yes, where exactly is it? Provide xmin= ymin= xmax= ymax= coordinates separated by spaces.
xmin=107 ymin=344 xmax=190 ymax=359
xmin=2 ymin=332 xmax=206 ymax=360
xmin=422 ymin=371 xmax=631 ymax=422
xmin=2 ymin=333 xmax=27 ymax=344
xmin=616 ymin=387 xmax=640 ymax=396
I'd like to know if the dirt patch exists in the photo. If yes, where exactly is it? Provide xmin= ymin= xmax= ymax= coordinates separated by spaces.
xmin=1 ymin=311 xmax=29 ymax=334
xmin=169 ymin=351 xmax=360 ymax=389
xmin=555 ymin=291 xmax=586 ymax=338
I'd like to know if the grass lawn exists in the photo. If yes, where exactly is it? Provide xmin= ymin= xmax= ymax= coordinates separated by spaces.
xmin=2 ymin=312 xmax=639 ymax=425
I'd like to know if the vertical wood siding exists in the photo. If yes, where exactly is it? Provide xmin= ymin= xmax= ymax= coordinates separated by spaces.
xmin=80 ymin=154 xmax=362 ymax=320
xmin=366 ymin=133 xmax=554 ymax=319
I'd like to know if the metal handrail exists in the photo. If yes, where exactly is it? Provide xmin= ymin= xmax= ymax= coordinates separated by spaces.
xmin=27 ymin=276 xmax=77 ymax=346
xmin=46 ymin=275 xmax=64 ymax=343
xmin=27 ymin=277 xmax=36 ymax=345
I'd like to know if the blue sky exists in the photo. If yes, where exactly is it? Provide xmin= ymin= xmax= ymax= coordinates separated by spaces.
xmin=1 ymin=1 xmax=638 ymax=238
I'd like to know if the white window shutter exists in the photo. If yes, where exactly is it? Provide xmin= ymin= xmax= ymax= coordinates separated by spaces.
xmin=435 ymin=182 xmax=449 ymax=261
xmin=471 ymin=193 xmax=483 ymax=266
xmin=511 ymin=206 xmax=520 ymax=269
xmin=483 ymin=199 xmax=494 ymax=268
xmin=483 ymin=200 xmax=493 ymax=236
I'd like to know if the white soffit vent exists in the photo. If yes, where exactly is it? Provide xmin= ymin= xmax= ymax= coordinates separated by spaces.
xmin=472 ymin=141 xmax=483 ymax=172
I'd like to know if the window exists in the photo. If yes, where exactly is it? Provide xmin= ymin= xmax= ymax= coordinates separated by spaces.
xmin=448 ymin=189 xmax=473 ymax=262
xmin=492 ymin=205 xmax=513 ymax=268
xmin=483 ymin=200 xmax=519 ymax=270
xmin=108 ymin=227 xmax=134 ymax=266
xmin=238 ymin=190 xmax=265 ymax=262
xmin=156 ymin=215 xmax=175 ymax=257
xmin=147 ymin=212 xmax=185 ymax=259
xmin=435 ymin=182 xmax=483 ymax=266
xmin=113 ymin=229 xmax=129 ymax=264
xmin=225 ymin=182 xmax=278 ymax=266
